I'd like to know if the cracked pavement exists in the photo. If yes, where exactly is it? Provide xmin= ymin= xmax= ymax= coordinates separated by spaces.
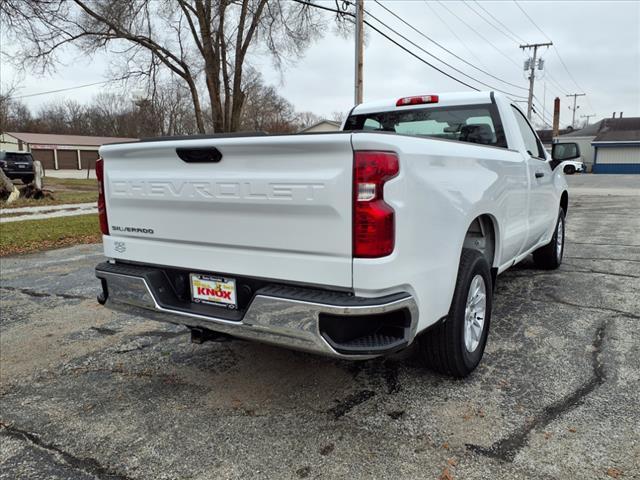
xmin=1 ymin=175 xmax=639 ymax=479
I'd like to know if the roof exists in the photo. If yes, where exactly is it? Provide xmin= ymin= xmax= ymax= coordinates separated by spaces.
xmin=560 ymin=117 xmax=640 ymax=142
xmin=537 ymin=128 xmax=574 ymax=143
xmin=4 ymin=132 xmax=137 ymax=147
xmin=592 ymin=117 xmax=640 ymax=143
xmin=560 ymin=120 xmax=604 ymax=138
xmin=299 ymin=120 xmax=341 ymax=132
xmin=351 ymin=91 xmax=493 ymax=115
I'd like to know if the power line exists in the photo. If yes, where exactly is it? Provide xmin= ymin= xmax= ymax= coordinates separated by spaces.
xmin=513 ymin=0 xmax=551 ymax=42
xmin=423 ymin=0 xmax=489 ymax=70
xmin=367 ymin=2 xmax=527 ymax=97
xmin=532 ymin=108 xmax=552 ymax=128
xmin=580 ymin=113 xmax=595 ymax=126
xmin=471 ymin=0 xmax=567 ymax=121
xmin=9 ymin=79 xmax=118 ymax=100
xmin=373 ymin=0 xmax=528 ymax=92
xmin=513 ymin=0 xmax=595 ymax=114
xmin=294 ymin=0 xmax=526 ymax=95
xmin=362 ymin=19 xmax=480 ymax=91
xmin=291 ymin=0 xmax=352 ymax=15
xmin=434 ymin=0 xmax=521 ymax=69
xmin=293 ymin=0 xmax=528 ymax=99
xmin=519 ymin=96 xmax=552 ymax=127
xmin=552 ymin=47 xmax=595 ymax=114
xmin=552 ymin=47 xmax=586 ymax=93
xmin=465 ymin=1 xmax=522 ymax=45
xmin=456 ymin=0 xmax=568 ymax=112
xmin=542 ymin=70 xmax=570 ymax=96
xmin=293 ymin=0 xmax=482 ymax=91
xmin=471 ymin=0 xmax=526 ymax=44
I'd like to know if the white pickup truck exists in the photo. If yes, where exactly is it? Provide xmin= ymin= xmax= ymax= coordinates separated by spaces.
xmin=95 ymin=91 xmax=578 ymax=377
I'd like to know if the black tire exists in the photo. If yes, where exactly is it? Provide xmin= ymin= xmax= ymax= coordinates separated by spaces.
xmin=417 ymin=248 xmax=492 ymax=378
xmin=563 ymin=165 xmax=576 ymax=175
xmin=533 ymin=208 xmax=565 ymax=270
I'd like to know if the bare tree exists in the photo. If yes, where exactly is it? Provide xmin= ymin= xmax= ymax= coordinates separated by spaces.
xmin=64 ymin=100 xmax=87 ymax=134
xmin=330 ymin=110 xmax=346 ymax=124
xmin=2 ymin=0 xmax=326 ymax=134
xmin=240 ymin=73 xmax=299 ymax=133
xmin=150 ymin=79 xmax=198 ymax=136
xmin=296 ymin=111 xmax=322 ymax=130
xmin=0 ymin=91 xmax=33 ymax=133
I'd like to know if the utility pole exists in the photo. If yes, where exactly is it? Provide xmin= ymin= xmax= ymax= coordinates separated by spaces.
xmin=580 ymin=113 xmax=595 ymax=126
xmin=543 ymin=81 xmax=547 ymax=126
xmin=520 ymin=42 xmax=553 ymax=121
xmin=552 ymin=97 xmax=560 ymax=138
xmin=354 ymin=0 xmax=364 ymax=105
xmin=566 ymin=93 xmax=586 ymax=128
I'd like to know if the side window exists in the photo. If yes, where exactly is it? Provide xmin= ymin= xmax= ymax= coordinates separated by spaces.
xmin=363 ymin=118 xmax=383 ymax=130
xmin=511 ymin=106 xmax=545 ymax=159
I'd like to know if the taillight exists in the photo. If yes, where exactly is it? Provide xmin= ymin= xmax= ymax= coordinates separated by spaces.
xmin=396 ymin=95 xmax=439 ymax=107
xmin=96 ymin=158 xmax=109 ymax=235
xmin=353 ymin=151 xmax=399 ymax=258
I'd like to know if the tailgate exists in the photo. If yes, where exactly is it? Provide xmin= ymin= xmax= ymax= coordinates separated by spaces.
xmin=99 ymin=133 xmax=354 ymax=288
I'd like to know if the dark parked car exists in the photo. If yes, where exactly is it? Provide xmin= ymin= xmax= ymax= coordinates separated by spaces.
xmin=0 ymin=151 xmax=35 ymax=184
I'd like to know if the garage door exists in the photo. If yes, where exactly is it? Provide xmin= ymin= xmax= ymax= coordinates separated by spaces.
xmin=58 ymin=150 xmax=79 ymax=169
xmin=80 ymin=150 xmax=99 ymax=169
xmin=31 ymin=149 xmax=55 ymax=170
xmin=593 ymin=145 xmax=640 ymax=173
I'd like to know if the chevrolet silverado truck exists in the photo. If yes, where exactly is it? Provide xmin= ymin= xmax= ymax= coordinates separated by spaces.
xmin=95 ymin=92 xmax=579 ymax=377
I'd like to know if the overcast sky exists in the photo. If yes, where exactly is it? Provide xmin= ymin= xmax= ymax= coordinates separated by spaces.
xmin=1 ymin=0 xmax=639 ymax=128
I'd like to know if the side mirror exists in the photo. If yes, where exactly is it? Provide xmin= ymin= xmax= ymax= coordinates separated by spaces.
xmin=550 ymin=142 xmax=581 ymax=170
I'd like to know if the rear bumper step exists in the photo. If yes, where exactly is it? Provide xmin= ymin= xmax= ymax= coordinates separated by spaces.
xmin=95 ymin=262 xmax=418 ymax=359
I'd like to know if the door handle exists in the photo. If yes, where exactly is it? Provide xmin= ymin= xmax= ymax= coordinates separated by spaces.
xmin=535 ymin=172 xmax=545 ymax=178
xmin=176 ymin=147 xmax=222 ymax=163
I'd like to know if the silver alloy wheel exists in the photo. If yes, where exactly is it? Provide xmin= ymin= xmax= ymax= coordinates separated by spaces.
xmin=464 ymin=274 xmax=487 ymax=353
xmin=556 ymin=216 xmax=564 ymax=262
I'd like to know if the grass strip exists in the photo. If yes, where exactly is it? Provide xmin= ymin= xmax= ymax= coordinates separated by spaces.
xmin=0 ymin=214 xmax=101 ymax=256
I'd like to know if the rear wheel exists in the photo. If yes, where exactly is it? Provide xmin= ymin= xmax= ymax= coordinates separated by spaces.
xmin=533 ymin=208 xmax=565 ymax=270
xmin=417 ymin=249 xmax=492 ymax=377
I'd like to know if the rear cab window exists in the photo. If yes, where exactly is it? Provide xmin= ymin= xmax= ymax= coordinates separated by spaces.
xmin=2 ymin=152 xmax=34 ymax=163
xmin=345 ymin=104 xmax=507 ymax=148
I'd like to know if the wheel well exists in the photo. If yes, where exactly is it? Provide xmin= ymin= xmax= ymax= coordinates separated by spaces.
xmin=463 ymin=215 xmax=496 ymax=268
xmin=560 ymin=191 xmax=569 ymax=215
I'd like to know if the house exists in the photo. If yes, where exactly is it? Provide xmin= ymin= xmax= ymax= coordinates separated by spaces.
xmin=554 ymin=117 xmax=640 ymax=173
xmin=0 ymin=132 xmax=137 ymax=170
xmin=554 ymin=121 xmax=605 ymax=171
xmin=299 ymin=120 xmax=341 ymax=133
xmin=591 ymin=118 xmax=640 ymax=174
xmin=537 ymin=127 xmax=574 ymax=150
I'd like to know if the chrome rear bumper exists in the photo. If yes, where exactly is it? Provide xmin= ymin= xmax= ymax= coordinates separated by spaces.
xmin=96 ymin=262 xmax=418 ymax=359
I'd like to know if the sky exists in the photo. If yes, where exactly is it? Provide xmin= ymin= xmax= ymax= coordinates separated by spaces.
xmin=1 ymin=0 xmax=639 ymax=129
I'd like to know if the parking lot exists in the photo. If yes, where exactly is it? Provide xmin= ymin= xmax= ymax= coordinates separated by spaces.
xmin=1 ymin=174 xmax=639 ymax=479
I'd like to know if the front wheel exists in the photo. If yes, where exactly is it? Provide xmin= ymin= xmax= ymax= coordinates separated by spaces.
xmin=416 ymin=249 xmax=492 ymax=378
xmin=563 ymin=164 xmax=576 ymax=175
xmin=533 ymin=208 xmax=565 ymax=270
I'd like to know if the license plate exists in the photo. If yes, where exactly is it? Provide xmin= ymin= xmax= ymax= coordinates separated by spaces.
xmin=190 ymin=273 xmax=237 ymax=309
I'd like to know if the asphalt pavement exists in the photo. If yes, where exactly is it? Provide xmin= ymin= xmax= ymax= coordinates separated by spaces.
xmin=1 ymin=174 xmax=639 ymax=479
